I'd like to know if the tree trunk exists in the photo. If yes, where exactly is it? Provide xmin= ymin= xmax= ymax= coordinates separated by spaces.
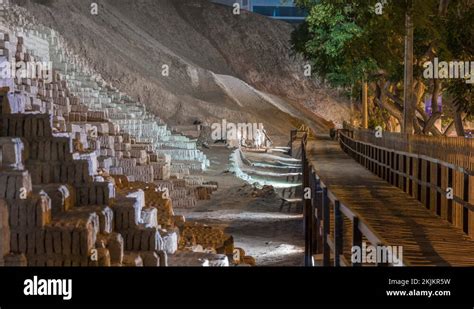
xmin=374 ymin=81 xmax=404 ymax=126
xmin=443 ymin=119 xmax=456 ymax=136
xmin=439 ymin=0 xmax=450 ymax=16
xmin=403 ymin=0 xmax=415 ymax=134
xmin=453 ymin=110 xmax=466 ymax=137
xmin=444 ymin=115 xmax=468 ymax=136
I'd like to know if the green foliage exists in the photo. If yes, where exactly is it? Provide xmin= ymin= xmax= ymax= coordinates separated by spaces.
xmin=292 ymin=1 xmax=379 ymax=87
xmin=292 ymin=0 xmax=474 ymax=119
xmin=448 ymin=80 xmax=474 ymax=114
xmin=293 ymin=0 xmax=441 ymax=86
xmin=444 ymin=0 xmax=474 ymax=114
xmin=368 ymin=117 xmax=384 ymax=131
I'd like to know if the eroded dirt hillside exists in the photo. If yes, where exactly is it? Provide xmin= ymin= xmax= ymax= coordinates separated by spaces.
xmin=14 ymin=0 xmax=355 ymax=140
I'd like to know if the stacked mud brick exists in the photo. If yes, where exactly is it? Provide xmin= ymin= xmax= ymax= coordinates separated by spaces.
xmin=0 ymin=99 xmax=116 ymax=266
xmin=41 ymin=22 xmax=211 ymax=190
xmin=150 ymin=153 xmax=171 ymax=181
xmin=179 ymin=222 xmax=232 ymax=252
xmin=183 ymin=176 xmax=218 ymax=200
xmin=151 ymin=176 xmax=197 ymax=209
xmin=171 ymin=125 xmax=201 ymax=139
xmin=0 ymin=19 xmax=135 ymax=266
xmin=0 ymin=3 xmax=239 ymax=267
xmin=111 ymin=188 xmax=178 ymax=266
xmin=47 ymin=41 xmax=210 ymax=171
xmin=170 ymin=221 xmax=240 ymax=267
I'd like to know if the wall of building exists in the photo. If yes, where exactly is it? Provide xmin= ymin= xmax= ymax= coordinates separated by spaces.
xmin=211 ymin=0 xmax=251 ymax=11
xmin=211 ymin=0 xmax=306 ymax=23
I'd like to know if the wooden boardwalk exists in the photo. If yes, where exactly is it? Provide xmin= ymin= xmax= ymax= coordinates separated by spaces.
xmin=305 ymin=135 xmax=474 ymax=266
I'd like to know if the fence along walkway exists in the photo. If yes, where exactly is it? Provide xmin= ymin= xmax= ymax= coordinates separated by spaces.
xmin=341 ymin=124 xmax=474 ymax=237
xmin=302 ymin=133 xmax=474 ymax=266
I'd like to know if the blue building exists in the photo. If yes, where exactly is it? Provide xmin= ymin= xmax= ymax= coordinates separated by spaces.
xmin=211 ymin=0 xmax=307 ymax=24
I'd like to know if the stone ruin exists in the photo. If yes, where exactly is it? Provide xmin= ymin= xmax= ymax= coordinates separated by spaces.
xmin=0 ymin=2 xmax=254 ymax=267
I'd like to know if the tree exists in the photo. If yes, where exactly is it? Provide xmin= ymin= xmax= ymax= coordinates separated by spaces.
xmin=292 ymin=0 xmax=474 ymax=136
xmin=444 ymin=0 xmax=474 ymax=136
xmin=403 ymin=0 xmax=415 ymax=133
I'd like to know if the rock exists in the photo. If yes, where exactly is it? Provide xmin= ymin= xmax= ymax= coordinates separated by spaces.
xmin=106 ymin=233 xmax=124 ymax=265
xmin=139 ymin=251 xmax=160 ymax=267
xmin=122 ymin=252 xmax=143 ymax=267
xmin=159 ymin=228 xmax=178 ymax=254
xmin=167 ymin=251 xmax=229 ymax=267
xmin=4 ymin=253 xmax=27 ymax=266
xmin=242 ymin=256 xmax=256 ymax=266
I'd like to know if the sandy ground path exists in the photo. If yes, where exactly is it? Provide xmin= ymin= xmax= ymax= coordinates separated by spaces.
xmin=175 ymin=146 xmax=305 ymax=266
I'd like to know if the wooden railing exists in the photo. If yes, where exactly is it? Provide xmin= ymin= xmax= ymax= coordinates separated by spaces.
xmin=339 ymin=127 xmax=474 ymax=237
xmin=289 ymin=129 xmax=309 ymax=158
xmin=301 ymin=133 xmax=408 ymax=267
xmin=288 ymin=129 xmax=297 ymax=157
xmin=343 ymin=122 xmax=474 ymax=173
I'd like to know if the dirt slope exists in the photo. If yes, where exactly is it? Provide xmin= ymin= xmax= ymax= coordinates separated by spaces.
xmin=14 ymin=0 xmax=354 ymax=140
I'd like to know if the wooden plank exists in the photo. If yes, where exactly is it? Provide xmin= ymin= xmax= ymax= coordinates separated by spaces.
xmin=469 ymin=175 xmax=474 ymax=237
xmin=322 ymin=187 xmax=330 ymax=266
xmin=352 ymin=216 xmax=362 ymax=267
xmin=306 ymin=136 xmax=474 ymax=266
xmin=334 ymin=200 xmax=343 ymax=267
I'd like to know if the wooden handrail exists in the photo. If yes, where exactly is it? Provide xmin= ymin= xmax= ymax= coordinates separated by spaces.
xmin=342 ymin=122 xmax=474 ymax=173
xmin=301 ymin=133 xmax=409 ymax=267
xmin=339 ymin=130 xmax=474 ymax=176
xmin=338 ymin=130 xmax=473 ymax=236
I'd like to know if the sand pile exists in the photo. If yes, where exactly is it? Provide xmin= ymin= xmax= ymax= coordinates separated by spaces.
xmin=13 ymin=0 xmax=354 ymax=141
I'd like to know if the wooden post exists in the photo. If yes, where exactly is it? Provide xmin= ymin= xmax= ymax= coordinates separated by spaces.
xmin=365 ymin=144 xmax=369 ymax=169
xmin=372 ymin=147 xmax=375 ymax=173
xmin=371 ymin=146 xmax=374 ymax=173
xmin=322 ymin=187 xmax=330 ymax=266
xmin=402 ymin=155 xmax=406 ymax=192
xmin=289 ymin=129 xmax=297 ymax=157
xmin=425 ymin=161 xmax=431 ymax=210
xmin=313 ymin=175 xmax=323 ymax=254
xmin=358 ymin=142 xmax=362 ymax=165
xmin=352 ymin=217 xmax=362 ymax=267
xmin=391 ymin=152 xmax=395 ymax=185
xmin=394 ymin=153 xmax=400 ymax=188
xmin=380 ymin=148 xmax=384 ymax=179
xmin=399 ymin=154 xmax=403 ymax=189
xmin=302 ymin=135 xmax=312 ymax=266
xmin=417 ymin=158 xmax=422 ymax=202
xmin=447 ymin=168 xmax=453 ymax=223
xmin=436 ymin=162 xmax=442 ymax=216
xmin=463 ymin=173 xmax=469 ymax=234
xmin=468 ymin=174 xmax=474 ymax=237
xmin=381 ymin=149 xmax=385 ymax=180
xmin=368 ymin=145 xmax=371 ymax=171
xmin=334 ymin=200 xmax=343 ymax=267
xmin=378 ymin=149 xmax=382 ymax=177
